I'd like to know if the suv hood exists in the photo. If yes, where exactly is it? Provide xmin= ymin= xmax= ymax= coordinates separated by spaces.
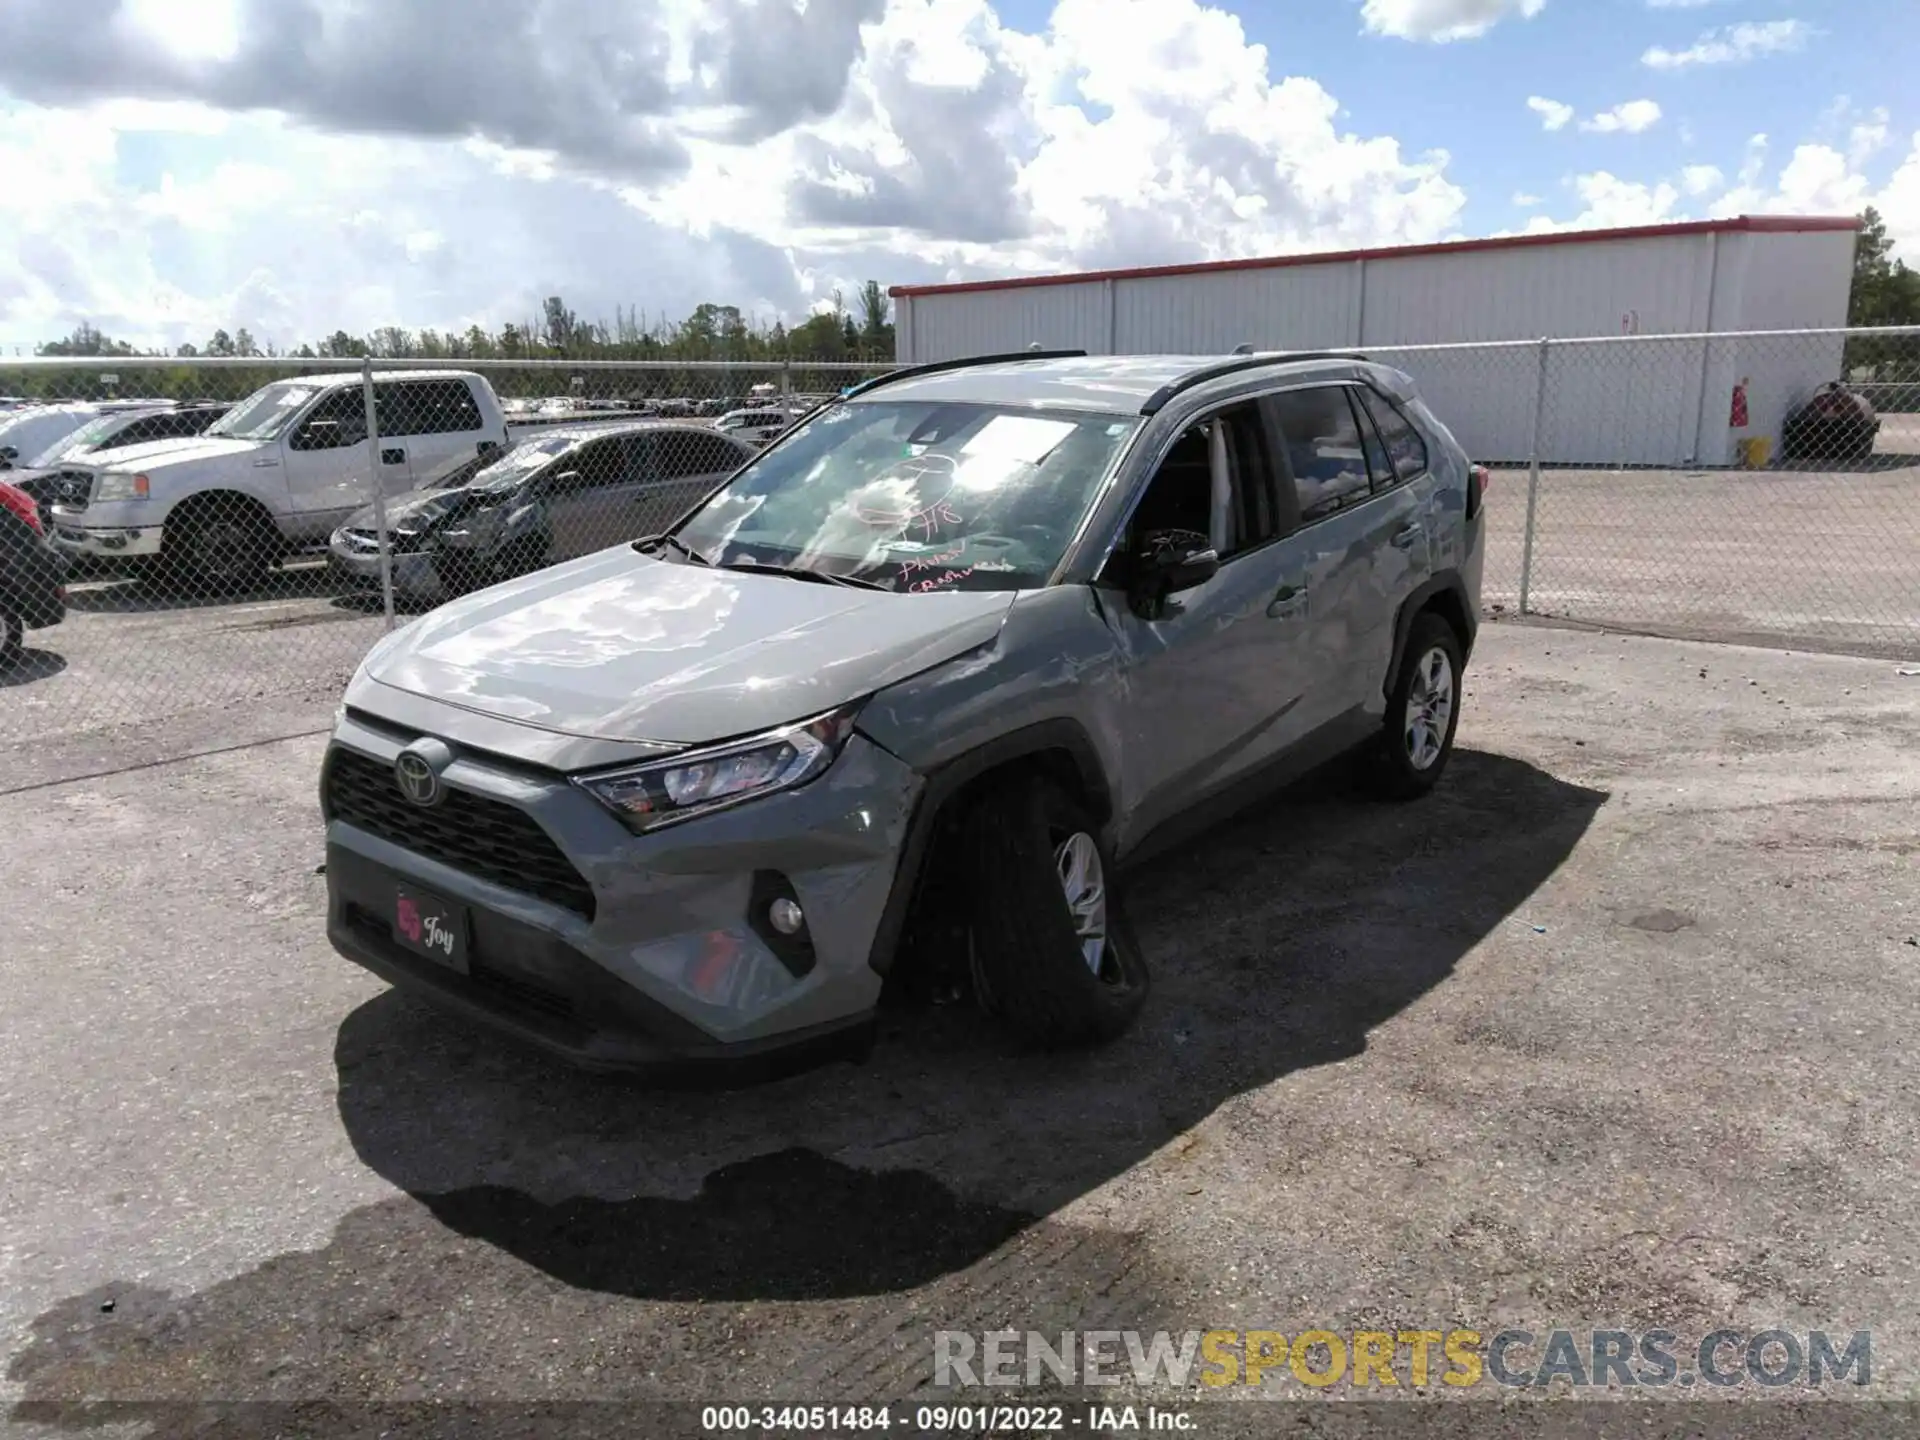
xmin=83 ymin=435 xmax=262 ymax=471
xmin=361 ymin=545 xmax=1016 ymax=745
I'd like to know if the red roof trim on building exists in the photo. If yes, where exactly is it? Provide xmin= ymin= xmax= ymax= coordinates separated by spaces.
xmin=887 ymin=215 xmax=1861 ymax=299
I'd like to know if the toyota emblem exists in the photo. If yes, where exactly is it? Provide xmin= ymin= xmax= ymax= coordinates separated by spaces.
xmin=393 ymin=748 xmax=445 ymax=808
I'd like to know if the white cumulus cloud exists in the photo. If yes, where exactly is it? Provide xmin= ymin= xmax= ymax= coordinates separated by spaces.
xmin=1581 ymin=100 xmax=1663 ymax=134
xmin=1359 ymin=0 xmax=1546 ymax=42
xmin=1528 ymin=96 xmax=1575 ymax=132
xmin=1642 ymin=19 xmax=1814 ymax=69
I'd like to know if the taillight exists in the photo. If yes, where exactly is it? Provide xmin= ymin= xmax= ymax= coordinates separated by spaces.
xmin=1467 ymin=463 xmax=1490 ymax=520
xmin=0 ymin=480 xmax=42 ymax=534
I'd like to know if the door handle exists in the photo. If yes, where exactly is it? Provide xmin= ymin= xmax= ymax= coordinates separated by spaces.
xmin=1266 ymin=583 xmax=1307 ymax=619
xmin=381 ymin=446 xmax=406 ymax=465
xmin=1390 ymin=524 xmax=1424 ymax=550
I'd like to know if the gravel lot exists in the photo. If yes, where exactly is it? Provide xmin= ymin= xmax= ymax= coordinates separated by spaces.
xmin=6 ymin=622 xmax=1920 ymax=1437
xmin=1483 ymin=416 xmax=1920 ymax=657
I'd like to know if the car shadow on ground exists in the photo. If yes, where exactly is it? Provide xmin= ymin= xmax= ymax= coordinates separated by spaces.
xmin=328 ymin=749 xmax=1604 ymax=1299
xmin=7 ymin=750 xmax=1606 ymax=1417
xmin=0 ymin=649 xmax=67 ymax=687
xmin=1768 ymin=452 xmax=1920 ymax=474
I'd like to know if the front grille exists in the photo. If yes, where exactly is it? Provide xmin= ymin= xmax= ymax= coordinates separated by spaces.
xmin=324 ymin=746 xmax=597 ymax=920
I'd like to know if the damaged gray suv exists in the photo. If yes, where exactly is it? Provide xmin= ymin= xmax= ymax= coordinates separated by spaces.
xmin=322 ymin=349 xmax=1485 ymax=1074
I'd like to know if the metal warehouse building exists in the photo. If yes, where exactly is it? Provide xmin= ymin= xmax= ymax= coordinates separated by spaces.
xmin=889 ymin=216 xmax=1859 ymax=466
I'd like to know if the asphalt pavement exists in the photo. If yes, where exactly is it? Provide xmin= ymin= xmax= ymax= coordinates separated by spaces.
xmin=6 ymin=623 xmax=1920 ymax=1436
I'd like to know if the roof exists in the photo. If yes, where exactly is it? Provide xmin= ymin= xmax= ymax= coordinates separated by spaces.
xmin=853 ymin=352 xmax=1373 ymax=413
xmin=889 ymin=214 xmax=1861 ymax=299
xmin=285 ymin=368 xmax=480 ymax=387
xmin=502 ymin=417 xmax=737 ymax=447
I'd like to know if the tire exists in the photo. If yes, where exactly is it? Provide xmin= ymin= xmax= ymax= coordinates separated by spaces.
xmin=0 ymin=607 xmax=21 ymax=669
xmin=163 ymin=500 xmax=276 ymax=594
xmin=1367 ymin=612 xmax=1465 ymax=800
xmin=960 ymin=778 xmax=1149 ymax=1048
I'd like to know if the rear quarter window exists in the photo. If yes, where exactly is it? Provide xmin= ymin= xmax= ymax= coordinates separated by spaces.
xmin=1357 ymin=388 xmax=1429 ymax=482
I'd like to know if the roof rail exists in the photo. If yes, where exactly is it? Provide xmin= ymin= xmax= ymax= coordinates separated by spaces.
xmin=841 ymin=348 xmax=1090 ymax=401
xmin=1139 ymin=349 xmax=1370 ymax=415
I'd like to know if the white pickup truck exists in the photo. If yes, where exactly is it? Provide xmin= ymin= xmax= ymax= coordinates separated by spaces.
xmin=48 ymin=370 xmax=511 ymax=588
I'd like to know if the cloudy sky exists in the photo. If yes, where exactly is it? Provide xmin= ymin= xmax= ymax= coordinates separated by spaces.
xmin=0 ymin=0 xmax=1912 ymax=353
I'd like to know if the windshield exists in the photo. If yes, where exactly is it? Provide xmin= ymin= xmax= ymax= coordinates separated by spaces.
xmin=207 ymin=382 xmax=319 ymax=441
xmin=465 ymin=435 xmax=578 ymax=492
xmin=26 ymin=411 xmax=122 ymax=467
xmin=672 ymin=400 xmax=1139 ymax=593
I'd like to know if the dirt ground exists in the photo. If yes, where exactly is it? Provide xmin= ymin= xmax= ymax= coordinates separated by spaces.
xmin=6 ymin=621 xmax=1920 ymax=1438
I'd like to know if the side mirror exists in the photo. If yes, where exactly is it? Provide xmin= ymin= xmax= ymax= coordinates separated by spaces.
xmin=1125 ymin=536 xmax=1219 ymax=617
xmin=1155 ymin=544 xmax=1220 ymax=592
xmin=0 ymin=446 xmax=16 ymax=462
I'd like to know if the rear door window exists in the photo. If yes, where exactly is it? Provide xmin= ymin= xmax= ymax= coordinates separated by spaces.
xmin=659 ymin=430 xmax=749 ymax=480
xmin=1264 ymin=386 xmax=1374 ymax=525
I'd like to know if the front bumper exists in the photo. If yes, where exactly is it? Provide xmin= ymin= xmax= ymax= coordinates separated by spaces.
xmin=320 ymin=708 xmax=922 ymax=1075
xmin=48 ymin=517 xmax=165 ymax=560
xmin=327 ymin=531 xmax=442 ymax=598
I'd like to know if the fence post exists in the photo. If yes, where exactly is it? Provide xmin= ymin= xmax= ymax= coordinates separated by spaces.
xmin=361 ymin=357 xmax=397 ymax=628
xmin=1518 ymin=336 xmax=1549 ymax=617
xmin=779 ymin=358 xmax=792 ymax=411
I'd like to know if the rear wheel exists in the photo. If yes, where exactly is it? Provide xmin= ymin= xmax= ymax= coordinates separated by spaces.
xmin=1367 ymin=612 xmax=1464 ymax=800
xmin=0 ymin=607 xmax=22 ymax=668
xmin=961 ymin=778 xmax=1149 ymax=1048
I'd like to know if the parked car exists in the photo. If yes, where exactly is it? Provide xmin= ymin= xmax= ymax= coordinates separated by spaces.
xmin=1780 ymin=381 xmax=1881 ymax=462
xmin=328 ymin=420 xmax=754 ymax=603
xmin=48 ymin=371 xmax=510 ymax=591
xmin=713 ymin=406 xmax=805 ymax=445
xmin=10 ymin=403 xmax=231 ymax=528
xmin=0 ymin=405 xmax=111 ymax=474
xmin=319 ymin=348 xmax=1483 ymax=1076
xmin=0 ymin=477 xmax=65 ymax=667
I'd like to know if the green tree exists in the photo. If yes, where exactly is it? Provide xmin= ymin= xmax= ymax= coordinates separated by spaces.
xmin=542 ymin=295 xmax=579 ymax=351
xmin=857 ymin=280 xmax=894 ymax=353
xmin=1846 ymin=207 xmax=1920 ymax=376
xmin=38 ymin=322 xmax=135 ymax=356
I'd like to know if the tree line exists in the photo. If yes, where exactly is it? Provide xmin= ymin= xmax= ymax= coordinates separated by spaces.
xmin=5 ymin=283 xmax=900 ymax=405
xmin=24 ymin=281 xmax=899 ymax=367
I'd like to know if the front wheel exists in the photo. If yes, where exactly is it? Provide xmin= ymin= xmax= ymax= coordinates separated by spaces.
xmin=961 ymin=779 xmax=1150 ymax=1048
xmin=164 ymin=505 xmax=275 ymax=594
xmin=1367 ymin=612 xmax=1464 ymax=800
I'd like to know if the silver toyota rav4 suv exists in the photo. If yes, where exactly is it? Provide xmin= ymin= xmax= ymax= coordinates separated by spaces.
xmin=322 ymin=349 xmax=1485 ymax=1075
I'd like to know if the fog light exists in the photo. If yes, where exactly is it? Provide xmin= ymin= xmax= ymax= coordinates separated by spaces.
xmin=768 ymin=898 xmax=805 ymax=935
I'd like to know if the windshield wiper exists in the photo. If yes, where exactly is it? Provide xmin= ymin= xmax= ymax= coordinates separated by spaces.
xmin=719 ymin=559 xmax=888 ymax=591
xmin=636 ymin=532 xmax=711 ymax=565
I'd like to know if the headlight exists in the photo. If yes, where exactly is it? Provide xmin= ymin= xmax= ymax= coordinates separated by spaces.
xmin=574 ymin=704 xmax=861 ymax=834
xmin=94 ymin=472 xmax=149 ymax=502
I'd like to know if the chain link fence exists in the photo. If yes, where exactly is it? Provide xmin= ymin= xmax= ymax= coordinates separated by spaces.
xmin=0 ymin=356 xmax=896 ymax=753
xmin=1 ymin=330 xmax=1916 ymax=762
xmin=1366 ymin=326 xmax=1920 ymax=654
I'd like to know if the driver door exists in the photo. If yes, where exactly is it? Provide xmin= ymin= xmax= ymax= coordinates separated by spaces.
xmin=544 ymin=436 xmax=641 ymax=559
xmin=282 ymin=386 xmax=373 ymax=528
xmin=1098 ymin=399 xmax=1322 ymax=852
